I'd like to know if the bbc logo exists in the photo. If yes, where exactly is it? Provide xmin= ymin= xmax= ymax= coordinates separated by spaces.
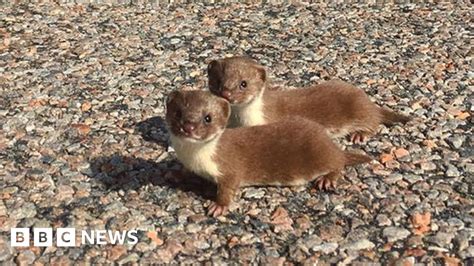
xmin=11 ymin=228 xmax=139 ymax=247
xmin=11 ymin=228 xmax=76 ymax=247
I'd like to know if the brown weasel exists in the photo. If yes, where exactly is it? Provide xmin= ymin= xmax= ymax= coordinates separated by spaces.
xmin=166 ymin=90 xmax=371 ymax=217
xmin=207 ymin=56 xmax=410 ymax=142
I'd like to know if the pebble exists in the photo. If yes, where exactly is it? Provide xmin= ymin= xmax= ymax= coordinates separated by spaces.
xmin=420 ymin=162 xmax=437 ymax=171
xmin=459 ymin=246 xmax=474 ymax=259
xmin=15 ymin=250 xmax=36 ymax=265
xmin=311 ymin=243 xmax=338 ymax=254
xmin=382 ymin=227 xmax=411 ymax=242
xmin=453 ymin=231 xmax=470 ymax=252
xmin=445 ymin=164 xmax=460 ymax=177
xmin=426 ymin=232 xmax=454 ymax=248
xmin=243 ymin=188 xmax=266 ymax=199
xmin=304 ymin=235 xmax=322 ymax=249
xmin=343 ymin=239 xmax=375 ymax=251
xmin=447 ymin=136 xmax=464 ymax=149
xmin=194 ymin=239 xmax=210 ymax=250
xmin=376 ymin=214 xmax=392 ymax=226
xmin=394 ymin=256 xmax=415 ymax=266
xmin=107 ymin=246 xmax=127 ymax=261
xmin=185 ymin=224 xmax=202 ymax=234
xmin=117 ymin=253 xmax=140 ymax=265
xmin=9 ymin=202 xmax=37 ymax=219
xmin=0 ymin=237 xmax=13 ymax=261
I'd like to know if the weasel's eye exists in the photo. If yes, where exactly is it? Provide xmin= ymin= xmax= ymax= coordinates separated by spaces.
xmin=204 ymin=114 xmax=212 ymax=124
xmin=240 ymin=81 xmax=247 ymax=89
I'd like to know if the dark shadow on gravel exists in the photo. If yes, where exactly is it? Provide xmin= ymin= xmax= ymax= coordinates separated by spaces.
xmin=88 ymin=155 xmax=216 ymax=201
xmin=135 ymin=116 xmax=169 ymax=148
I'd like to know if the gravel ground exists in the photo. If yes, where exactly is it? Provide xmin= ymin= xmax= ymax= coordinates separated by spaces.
xmin=1 ymin=2 xmax=473 ymax=265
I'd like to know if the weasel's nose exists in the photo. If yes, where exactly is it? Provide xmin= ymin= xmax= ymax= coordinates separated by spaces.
xmin=182 ymin=123 xmax=195 ymax=134
xmin=221 ymin=90 xmax=232 ymax=100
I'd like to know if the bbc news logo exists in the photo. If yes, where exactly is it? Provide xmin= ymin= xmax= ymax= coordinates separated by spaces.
xmin=11 ymin=228 xmax=139 ymax=247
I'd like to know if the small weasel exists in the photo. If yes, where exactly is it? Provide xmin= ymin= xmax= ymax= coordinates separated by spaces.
xmin=207 ymin=56 xmax=410 ymax=142
xmin=166 ymin=90 xmax=371 ymax=217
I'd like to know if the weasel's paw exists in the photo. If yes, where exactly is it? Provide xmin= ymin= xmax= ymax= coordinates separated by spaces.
xmin=314 ymin=176 xmax=337 ymax=191
xmin=349 ymin=132 xmax=367 ymax=144
xmin=207 ymin=202 xmax=229 ymax=217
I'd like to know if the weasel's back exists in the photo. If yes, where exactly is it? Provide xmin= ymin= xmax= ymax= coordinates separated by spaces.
xmin=262 ymin=81 xmax=381 ymax=133
xmin=216 ymin=118 xmax=346 ymax=184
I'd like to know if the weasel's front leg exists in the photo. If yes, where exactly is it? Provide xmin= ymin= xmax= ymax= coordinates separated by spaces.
xmin=314 ymin=171 xmax=341 ymax=191
xmin=348 ymin=131 xmax=369 ymax=143
xmin=208 ymin=181 xmax=239 ymax=217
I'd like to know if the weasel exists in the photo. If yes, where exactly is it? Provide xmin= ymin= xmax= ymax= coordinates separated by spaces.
xmin=207 ymin=56 xmax=410 ymax=142
xmin=166 ymin=90 xmax=371 ymax=217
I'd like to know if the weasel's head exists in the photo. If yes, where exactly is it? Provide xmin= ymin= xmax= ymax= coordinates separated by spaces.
xmin=208 ymin=56 xmax=267 ymax=105
xmin=166 ymin=90 xmax=230 ymax=143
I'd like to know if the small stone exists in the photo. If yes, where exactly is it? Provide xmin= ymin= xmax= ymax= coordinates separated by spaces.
xmin=447 ymin=218 xmax=464 ymax=229
xmin=25 ymin=124 xmax=35 ymax=132
xmin=394 ymin=148 xmax=410 ymax=159
xmin=426 ymin=232 xmax=454 ymax=247
xmin=394 ymin=256 xmax=415 ymax=266
xmin=170 ymin=38 xmax=181 ymax=44
xmin=261 ymin=256 xmax=285 ymax=266
xmin=0 ymin=202 xmax=7 ymax=216
xmin=50 ymin=256 xmax=70 ymax=265
xmin=56 ymin=185 xmax=75 ymax=202
xmin=343 ymin=239 xmax=375 ymax=251
xmin=465 ymin=163 xmax=474 ymax=173
xmin=0 ymin=237 xmax=13 ymax=261
xmin=146 ymin=231 xmax=164 ymax=246
xmin=188 ymin=214 xmax=207 ymax=223
xmin=15 ymin=250 xmax=36 ymax=265
xmin=376 ymin=214 xmax=392 ymax=226
xmin=407 ymin=235 xmax=423 ymax=247
xmin=403 ymin=174 xmax=422 ymax=184
xmin=304 ymin=235 xmax=322 ymax=249
xmin=243 ymin=188 xmax=265 ymax=199
xmin=10 ymin=202 xmax=37 ymax=219
xmin=107 ymin=245 xmax=127 ymax=261
xmin=194 ymin=239 xmax=210 ymax=250
xmin=385 ymin=173 xmax=403 ymax=184
xmin=185 ymin=224 xmax=201 ymax=234
xmin=447 ymin=136 xmax=464 ymax=149
xmin=459 ymin=246 xmax=474 ymax=259
xmin=81 ymin=101 xmax=92 ymax=112
xmin=445 ymin=164 xmax=460 ymax=177
xmin=117 ymin=253 xmax=140 ymax=264
xmin=453 ymin=231 xmax=470 ymax=252
xmin=311 ymin=242 xmax=338 ymax=254
xmin=420 ymin=162 xmax=437 ymax=171
xmin=135 ymin=242 xmax=154 ymax=253
xmin=295 ymin=215 xmax=311 ymax=231
xmin=383 ymin=227 xmax=411 ymax=242
xmin=319 ymin=224 xmax=344 ymax=242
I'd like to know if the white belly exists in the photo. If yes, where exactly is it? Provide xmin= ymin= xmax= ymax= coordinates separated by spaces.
xmin=231 ymin=96 xmax=266 ymax=127
xmin=169 ymin=135 xmax=221 ymax=183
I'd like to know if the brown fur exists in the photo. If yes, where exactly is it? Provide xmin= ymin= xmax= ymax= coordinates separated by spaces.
xmin=208 ymin=56 xmax=410 ymax=140
xmin=166 ymin=90 xmax=371 ymax=216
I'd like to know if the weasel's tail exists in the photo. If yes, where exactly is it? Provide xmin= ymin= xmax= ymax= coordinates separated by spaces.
xmin=344 ymin=151 xmax=372 ymax=166
xmin=380 ymin=107 xmax=411 ymax=126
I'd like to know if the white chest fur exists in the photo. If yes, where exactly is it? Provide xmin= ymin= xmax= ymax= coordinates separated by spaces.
xmin=169 ymin=135 xmax=221 ymax=183
xmin=232 ymin=95 xmax=266 ymax=127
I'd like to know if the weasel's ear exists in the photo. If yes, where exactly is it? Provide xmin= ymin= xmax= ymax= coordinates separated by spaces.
xmin=254 ymin=65 xmax=267 ymax=83
xmin=166 ymin=91 xmax=179 ymax=107
xmin=219 ymin=98 xmax=231 ymax=121
xmin=207 ymin=59 xmax=221 ymax=75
